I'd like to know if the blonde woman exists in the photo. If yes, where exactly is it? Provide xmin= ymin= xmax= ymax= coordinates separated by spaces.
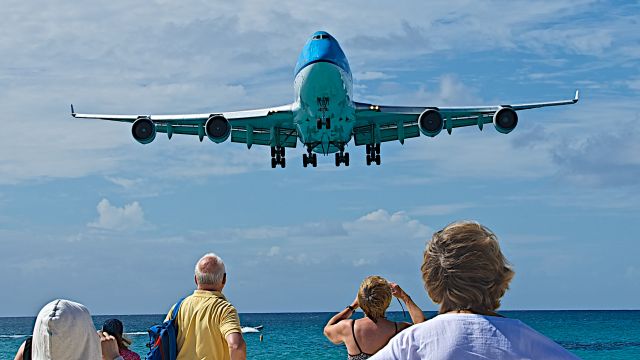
xmin=324 ymin=276 xmax=426 ymax=359
xmin=370 ymin=221 xmax=579 ymax=360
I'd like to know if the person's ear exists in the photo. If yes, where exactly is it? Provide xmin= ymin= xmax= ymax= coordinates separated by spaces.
xmin=223 ymin=273 xmax=227 ymax=285
xmin=194 ymin=274 xmax=198 ymax=286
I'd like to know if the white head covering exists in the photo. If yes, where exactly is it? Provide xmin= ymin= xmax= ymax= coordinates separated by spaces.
xmin=32 ymin=299 xmax=101 ymax=360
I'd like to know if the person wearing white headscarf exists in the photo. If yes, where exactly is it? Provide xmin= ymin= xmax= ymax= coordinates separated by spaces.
xmin=31 ymin=299 xmax=122 ymax=360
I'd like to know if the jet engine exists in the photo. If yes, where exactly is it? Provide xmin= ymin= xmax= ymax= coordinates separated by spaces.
xmin=205 ymin=115 xmax=231 ymax=143
xmin=418 ymin=109 xmax=444 ymax=137
xmin=131 ymin=117 xmax=156 ymax=144
xmin=493 ymin=107 xmax=518 ymax=134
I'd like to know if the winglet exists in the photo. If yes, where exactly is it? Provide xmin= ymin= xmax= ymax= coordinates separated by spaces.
xmin=70 ymin=104 xmax=76 ymax=117
xmin=573 ymin=90 xmax=580 ymax=103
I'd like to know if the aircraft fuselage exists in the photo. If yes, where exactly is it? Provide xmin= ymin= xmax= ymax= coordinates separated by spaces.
xmin=292 ymin=31 xmax=355 ymax=154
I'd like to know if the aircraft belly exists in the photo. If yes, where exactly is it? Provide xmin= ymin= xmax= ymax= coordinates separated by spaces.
xmin=293 ymin=62 xmax=355 ymax=154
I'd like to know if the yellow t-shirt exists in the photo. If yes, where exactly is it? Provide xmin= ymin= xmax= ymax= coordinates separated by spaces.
xmin=166 ymin=290 xmax=242 ymax=360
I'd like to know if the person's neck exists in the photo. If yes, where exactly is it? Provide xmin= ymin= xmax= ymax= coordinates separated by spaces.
xmin=442 ymin=308 xmax=500 ymax=317
xmin=198 ymin=286 xmax=222 ymax=292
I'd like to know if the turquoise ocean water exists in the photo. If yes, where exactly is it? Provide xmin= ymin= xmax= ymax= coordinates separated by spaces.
xmin=1 ymin=311 xmax=639 ymax=359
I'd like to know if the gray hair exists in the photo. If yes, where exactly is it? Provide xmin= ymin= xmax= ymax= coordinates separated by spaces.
xmin=194 ymin=253 xmax=226 ymax=287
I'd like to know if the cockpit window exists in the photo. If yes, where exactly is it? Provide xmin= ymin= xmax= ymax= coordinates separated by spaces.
xmin=312 ymin=34 xmax=330 ymax=40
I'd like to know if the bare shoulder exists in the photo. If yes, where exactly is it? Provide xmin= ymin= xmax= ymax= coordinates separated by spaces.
xmin=335 ymin=318 xmax=352 ymax=332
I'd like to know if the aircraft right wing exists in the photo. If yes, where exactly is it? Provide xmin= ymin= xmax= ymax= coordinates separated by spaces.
xmin=351 ymin=90 xmax=579 ymax=145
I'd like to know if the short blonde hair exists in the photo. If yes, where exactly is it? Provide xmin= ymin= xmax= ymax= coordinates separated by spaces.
xmin=358 ymin=276 xmax=392 ymax=322
xmin=421 ymin=221 xmax=514 ymax=314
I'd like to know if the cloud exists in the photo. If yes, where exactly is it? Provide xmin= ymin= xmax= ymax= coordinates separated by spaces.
xmin=353 ymin=258 xmax=373 ymax=267
xmin=218 ymin=209 xmax=432 ymax=268
xmin=11 ymin=256 xmax=73 ymax=273
xmin=355 ymin=71 xmax=394 ymax=81
xmin=410 ymin=203 xmax=475 ymax=216
xmin=88 ymin=198 xmax=147 ymax=231
xmin=1 ymin=0 xmax=639 ymax=186
xmin=345 ymin=209 xmax=431 ymax=240
xmin=626 ymin=78 xmax=640 ymax=91
xmin=266 ymin=246 xmax=280 ymax=256
xmin=105 ymin=176 xmax=143 ymax=189
xmin=551 ymin=124 xmax=640 ymax=187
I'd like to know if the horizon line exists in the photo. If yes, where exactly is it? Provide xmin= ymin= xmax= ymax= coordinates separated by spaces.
xmin=2 ymin=308 xmax=640 ymax=318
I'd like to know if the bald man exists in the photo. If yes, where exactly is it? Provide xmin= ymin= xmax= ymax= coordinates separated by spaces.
xmin=166 ymin=253 xmax=246 ymax=360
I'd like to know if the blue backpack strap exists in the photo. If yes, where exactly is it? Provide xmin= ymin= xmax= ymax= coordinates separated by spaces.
xmin=169 ymin=297 xmax=186 ymax=322
xmin=168 ymin=296 xmax=187 ymax=359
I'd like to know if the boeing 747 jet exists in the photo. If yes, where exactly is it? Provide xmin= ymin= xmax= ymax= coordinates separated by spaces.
xmin=72 ymin=31 xmax=579 ymax=168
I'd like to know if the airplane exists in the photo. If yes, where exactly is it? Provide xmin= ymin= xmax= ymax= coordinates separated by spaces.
xmin=72 ymin=31 xmax=579 ymax=168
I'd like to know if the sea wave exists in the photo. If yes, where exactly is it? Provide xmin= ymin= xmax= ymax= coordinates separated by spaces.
xmin=559 ymin=341 xmax=640 ymax=351
xmin=0 ymin=335 xmax=29 ymax=339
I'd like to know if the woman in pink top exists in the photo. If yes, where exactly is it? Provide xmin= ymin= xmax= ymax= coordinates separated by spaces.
xmin=101 ymin=319 xmax=140 ymax=360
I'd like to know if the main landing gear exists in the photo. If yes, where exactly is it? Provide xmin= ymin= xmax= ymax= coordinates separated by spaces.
xmin=302 ymin=148 xmax=318 ymax=168
xmin=366 ymin=144 xmax=381 ymax=166
xmin=336 ymin=144 xmax=349 ymax=166
xmin=335 ymin=149 xmax=350 ymax=167
xmin=270 ymin=146 xmax=286 ymax=168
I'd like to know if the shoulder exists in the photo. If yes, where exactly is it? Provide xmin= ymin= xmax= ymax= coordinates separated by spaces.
xmin=216 ymin=297 xmax=239 ymax=315
xmin=370 ymin=321 xmax=426 ymax=360
xmin=330 ymin=318 xmax=352 ymax=333
xmin=496 ymin=318 xmax=579 ymax=358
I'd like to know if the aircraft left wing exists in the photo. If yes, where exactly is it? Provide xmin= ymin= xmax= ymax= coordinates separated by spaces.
xmin=351 ymin=90 xmax=579 ymax=145
xmin=71 ymin=104 xmax=297 ymax=148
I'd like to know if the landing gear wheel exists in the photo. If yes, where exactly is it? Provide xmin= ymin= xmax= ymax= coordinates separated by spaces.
xmin=270 ymin=147 xmax=276 ymax=157
xmin=281 ymin=157 xmax=286 ymax=168
xmin=271 ymin=158 xmax=277 ymax=168
xmin=312 ymin=153 xmax=317 ymax=167
xmin=326 ymin=118 xmax=331 ymax=129
xmin=375 ymin=143 xmax=381 ymax=153
xmin=316 ymin=119 xmax=322 ymax=129
xmin=366 ymin=144 xmax=371 ymax=153
xmin=335 ymin=153 xmax=341 ymax=167
xmin=366 ymin=154 xmax=372 ymax=166
xmin=375 ymin=154 xmax=381 ymax=165
xmin=303 ymin=154 xmax=308 ymax=167
xmin=344 ymin=152 xmax=350 ymax=166
xmin=279 ymin=147 xmax=285 ymax=157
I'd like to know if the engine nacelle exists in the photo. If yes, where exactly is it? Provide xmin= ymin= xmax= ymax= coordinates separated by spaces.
xmin=131 ymin=117 xmax=156 ymax=144
xmin=493 ymin=107 xmax=518 ymax=134
xmin=205 ymin=115 xmax=231 ymax=143
xmin=418 ymin=109 xmax=444 ymax=137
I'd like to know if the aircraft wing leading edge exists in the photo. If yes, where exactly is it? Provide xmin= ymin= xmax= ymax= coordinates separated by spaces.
xmin=71 ymin=104 xmax=297 ymax=147
xmin=351 ymin=91 xmax=579 ymax=145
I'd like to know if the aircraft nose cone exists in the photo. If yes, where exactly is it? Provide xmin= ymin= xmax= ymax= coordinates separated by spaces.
xmin=313 ymin=42 xmax=334 ymax=60
xmin=295 ymin=33 xmax=350 ymax=76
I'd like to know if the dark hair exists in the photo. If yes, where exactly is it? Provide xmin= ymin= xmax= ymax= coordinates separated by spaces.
xmin=102 ymin=318 xmax=132 ymax=350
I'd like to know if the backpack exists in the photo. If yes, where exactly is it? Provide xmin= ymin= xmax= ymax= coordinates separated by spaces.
xmin=146 ymin=297 xmax=186 ymax=360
